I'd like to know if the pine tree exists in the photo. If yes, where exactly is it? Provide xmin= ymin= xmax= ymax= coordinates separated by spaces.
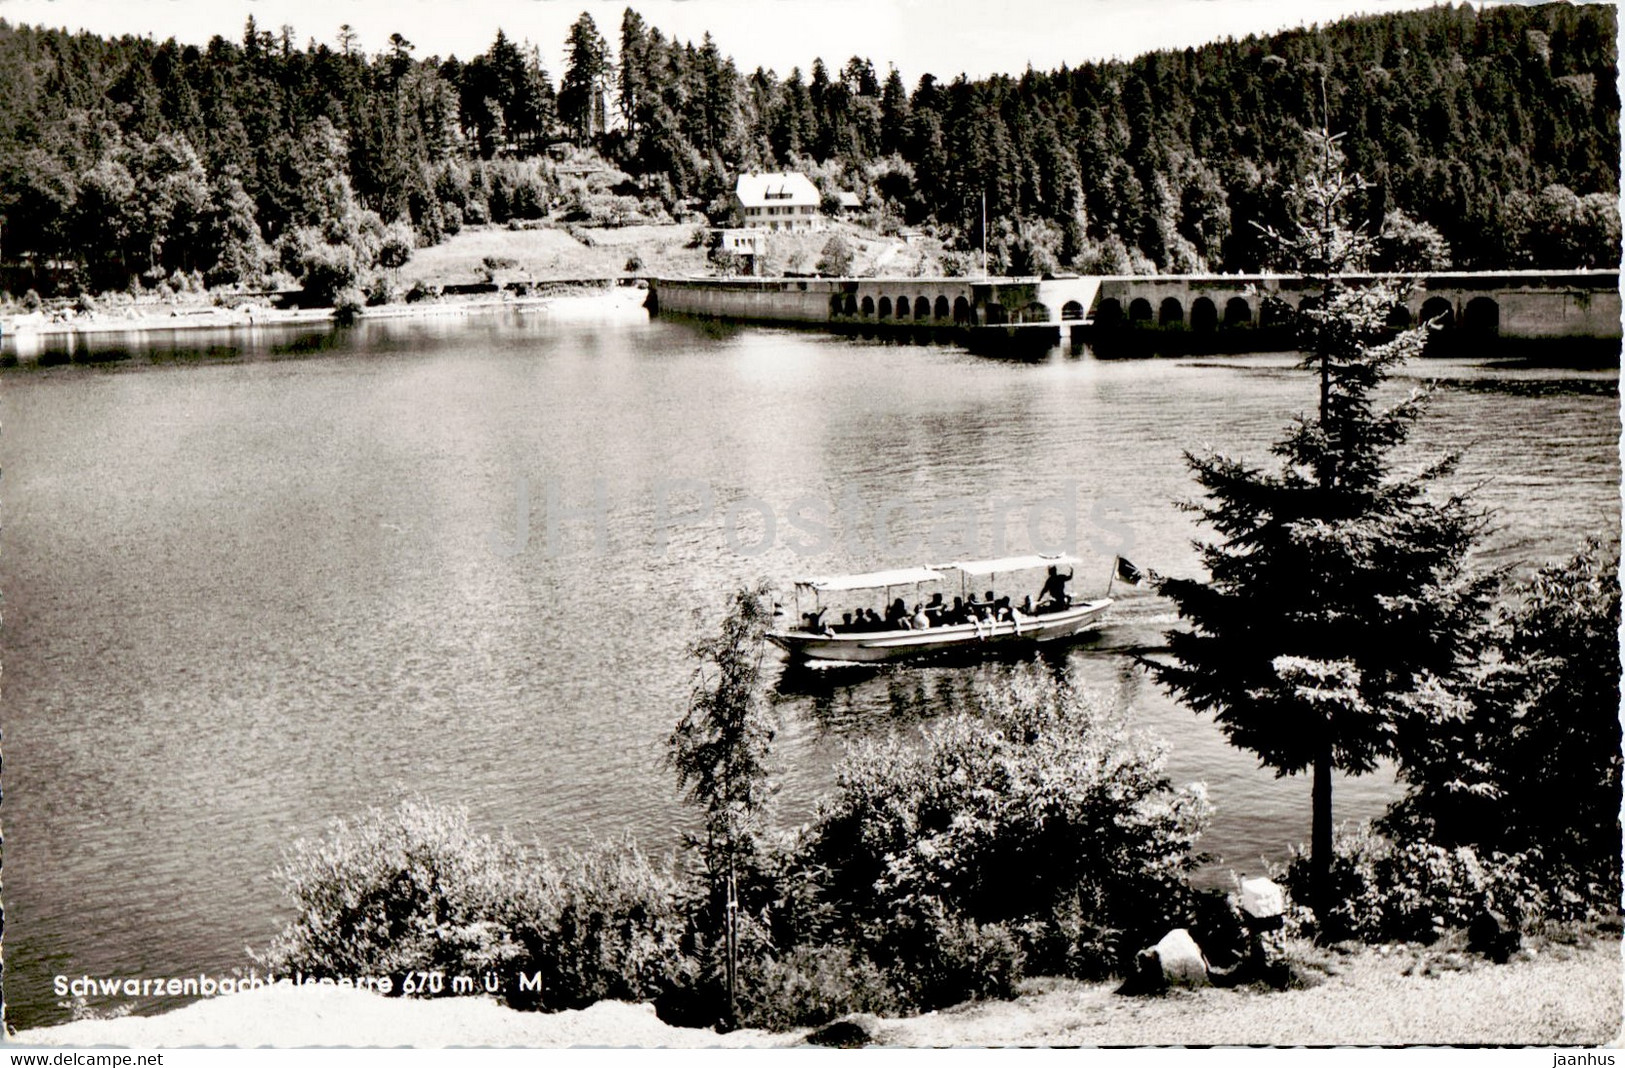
xmin=1150 ymin=128 xmax=1490 ymax=928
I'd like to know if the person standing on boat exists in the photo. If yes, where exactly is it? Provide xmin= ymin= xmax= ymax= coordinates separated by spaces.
xmin=1037 ymin=565 xmax=1074 ymax=612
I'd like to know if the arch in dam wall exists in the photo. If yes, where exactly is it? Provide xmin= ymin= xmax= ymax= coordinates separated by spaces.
xmin=1191 ymin=297 xmax=1217 ymax=332
xmin=1159 ymin=297 xmax=1184 ymax=326
xmin=1463 ymin=296 xmax=1500 ymax=336
xmin=1419 ymin=296 xmax=1454 ymax=328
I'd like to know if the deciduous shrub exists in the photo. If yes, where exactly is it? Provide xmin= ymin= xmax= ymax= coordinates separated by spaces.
xmin=501 ymin=837 xmax=692 ymax=1012
xmin=257 ymin=800 xmax=529 ymax=985
xmin=733 ymin=945 xmax=899 ymax=1031
xmin=404 ymin=280 xmax=440 ymax=304
xmin=1280 ymin=824 xmax=1548 ymax=943
xmin=805 ymin=669 xmax=1211 ymax=985
xmin=260 ymin=803 xmax=695 ymax=1012
xmin=332 ymin=286 xmax=366 ymax=324
xmin=816 ymin=234 xmax=854 ymax=276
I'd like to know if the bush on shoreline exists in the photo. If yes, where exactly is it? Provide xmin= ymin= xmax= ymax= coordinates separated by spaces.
xmin=802 ymin=671 xmax=1211 ymax=988
xmin=259 ymin=667 xmax=1218 ymax=1029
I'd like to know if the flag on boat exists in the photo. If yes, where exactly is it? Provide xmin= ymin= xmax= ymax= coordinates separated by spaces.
xmin=1115 ymin=556 xmax=1147 ymax=586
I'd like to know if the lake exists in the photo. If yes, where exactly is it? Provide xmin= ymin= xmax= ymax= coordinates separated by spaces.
xmin=2 ymin=306 xmax=1617 ymax=1027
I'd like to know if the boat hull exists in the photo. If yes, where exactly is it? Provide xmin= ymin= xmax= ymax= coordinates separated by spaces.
xmin=767 ymin=599 xmax=1112 ymax=663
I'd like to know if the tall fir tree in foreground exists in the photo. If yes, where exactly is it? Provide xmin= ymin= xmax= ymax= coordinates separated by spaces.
xmin=1151 ymin=128 xmax=1491 ymax=928
xmin=666 ymin=583 xmax=777 ymax=1030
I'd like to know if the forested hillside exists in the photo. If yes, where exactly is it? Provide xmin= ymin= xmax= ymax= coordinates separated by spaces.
xmin=0 ymin=2 xmax=1616 ymax=296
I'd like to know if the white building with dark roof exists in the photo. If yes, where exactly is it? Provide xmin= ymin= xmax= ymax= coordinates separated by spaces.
xmin=734 ymin=172 xmax=824 ymax=232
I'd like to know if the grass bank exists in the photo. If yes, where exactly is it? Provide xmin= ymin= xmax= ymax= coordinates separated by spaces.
xmin=13 ymin=936 xmax=1618 ymax=1047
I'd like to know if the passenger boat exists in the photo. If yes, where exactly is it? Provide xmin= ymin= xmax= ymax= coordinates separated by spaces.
xmin=766 ymin=553 xmax=1112 ymax=663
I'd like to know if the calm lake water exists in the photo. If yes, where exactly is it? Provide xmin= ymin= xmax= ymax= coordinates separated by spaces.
xmin=3 ymin=307 xmax=1618 ymax=1028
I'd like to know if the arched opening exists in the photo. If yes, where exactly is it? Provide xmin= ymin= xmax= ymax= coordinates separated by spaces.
xmin=830 ymin=294 xmax=844 ymax=317
xmin=1224 ymin=297 xmax=1252 ymax=326
xmin=935 ymin=295 xmax=951 ymax=320
xmin=1129 ymin=297 xmax=1154 ymax=323
xmin=1095 ymin=298 xmax=1124 ymax=329
xmin=843 ymin=294 xmax=858 ymax=316
xmin=877 ymin=296 xmax=892 ymax=318
xmin=1463 ymin=296 xmax=1499 ymax=336
xmin=1022 ymin=302 xmax=1051 ymax=323
xmin=1190 ymin=297 xmax=1217 ymax=332
xmin=1061 ymin=300 xmax=1085 ymax=321
xmin=953 ymin=296 xmax=971 ymax=324
xmin=1420 ymin=296 xmax=1453 ymax=329
xmin=861 ymin=296 xmax=875 ymax=317
xmin=896 ymin=295 xmax=912 ymax=319
xmin=1159 ymin=297 xmax=1184 ymax=326
xmin=985 ymin=303 xmax=1008 ymax=325
xmin=1386 ymin=303 xmax=1413 ymax=329
xmin=915 ymin=296 xmax=931 ymax=320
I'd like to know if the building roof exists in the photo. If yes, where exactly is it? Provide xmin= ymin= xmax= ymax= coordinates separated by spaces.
xmin=734 ymin=172 xmax=821 ymax=209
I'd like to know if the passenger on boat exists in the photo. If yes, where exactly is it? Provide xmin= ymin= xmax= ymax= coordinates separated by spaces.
xmin=912 ymin=603 xmax=932 ymax=629
xmin=1037 ymin=565 xmax=1074 ymax=612
xmin=863 ymin=607 xmax=884 ymax=630
xmin=887 ymin=598 xmax=911 ymax=629
xmin=803 ymin=606 xmax=828 ymax=631
xmin=840 ymin=611 xmax=855 ymax=631
xmin=925 ymin=592 xmax=946 ymax=625
xmin=1020 ymin=594 xmax=1035 ymax=617
xmin=994 ymin=595 xmax=1013 ymax=622
xmin=948 ymin=596 xmax=968 ymax=625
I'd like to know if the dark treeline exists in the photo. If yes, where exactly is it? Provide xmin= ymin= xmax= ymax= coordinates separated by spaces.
xmin=0 ymin=3 xmax=1617 ymax=295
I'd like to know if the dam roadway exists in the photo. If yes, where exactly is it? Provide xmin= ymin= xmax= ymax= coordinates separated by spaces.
xmin=646 ymin=270 xmax=1621 ymax=357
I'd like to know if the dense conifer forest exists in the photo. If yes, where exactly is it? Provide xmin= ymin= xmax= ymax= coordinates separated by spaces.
xmin=0 ymin=2 xmax=1616 ymax=295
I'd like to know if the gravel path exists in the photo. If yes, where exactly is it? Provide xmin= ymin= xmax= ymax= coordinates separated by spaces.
xmin=10 ymin=941 xmax=1618 ymax=1048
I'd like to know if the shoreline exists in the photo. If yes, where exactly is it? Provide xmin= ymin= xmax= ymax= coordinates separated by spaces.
xmin=1 ymin=284 xmax=650 ymax=349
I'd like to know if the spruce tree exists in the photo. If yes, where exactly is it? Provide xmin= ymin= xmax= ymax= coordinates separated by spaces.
xmin=558 ymin=13 xmax=609 ymax=146
xmin=666 ymin=583 xmax=778 ymax=1030
xmin=1150 ymin=128 xmax=1490 ymax=927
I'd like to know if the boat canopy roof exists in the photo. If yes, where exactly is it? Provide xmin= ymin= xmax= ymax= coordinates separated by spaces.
xmin=796 ymin=566 xmax=943 ymax=592
xmin=935 ymin=553 xmax=1080 ymax=576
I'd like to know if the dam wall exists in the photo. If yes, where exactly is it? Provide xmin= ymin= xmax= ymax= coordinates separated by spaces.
xmin=648 ymin=271 xmax=1621 ymax=355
